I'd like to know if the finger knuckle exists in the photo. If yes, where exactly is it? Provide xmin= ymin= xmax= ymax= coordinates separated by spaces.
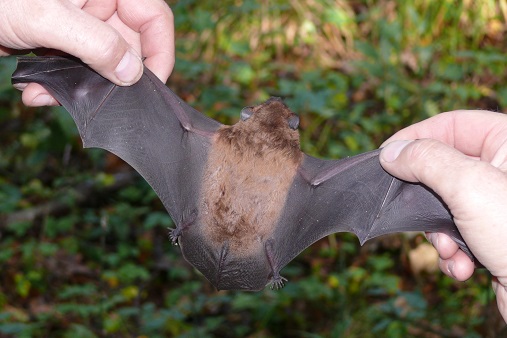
xmin=409 ymin=139 xmax=442 ymax=161
xmin=85 ymin=31 xmax=125 ymax=67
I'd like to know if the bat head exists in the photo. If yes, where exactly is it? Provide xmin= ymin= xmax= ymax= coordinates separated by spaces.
xmin=240 ymin=97 xmax=300 ymax=132
xmin=217 ymin=97 xmax=303 ymax=163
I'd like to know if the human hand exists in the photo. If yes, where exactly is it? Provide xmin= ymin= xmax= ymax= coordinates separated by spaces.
xmin=0 ymin=0 xmax=174 ymax=106
xmin=379 ymin=110 xmax=507 ymax=322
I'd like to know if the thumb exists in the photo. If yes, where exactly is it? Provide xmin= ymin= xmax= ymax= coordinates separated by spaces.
xmin=31 ymin=1 xmax=143 ymax=85
xmin=379 ymin=139 xmax=495 ymax=199
xmin=380 ymin=139 xmax=507 ymax=274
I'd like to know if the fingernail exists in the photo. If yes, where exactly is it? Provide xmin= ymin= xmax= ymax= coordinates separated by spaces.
xmin=114 ymin=49 xmax=142 ymax=85
xmin=425 ymin=233 xmax=431 ymax=243
xmin=448 ymin=260 xmax=456 ymax=278
xmin=496 ymin=277 xmax=507 ymax=295
xmin=380 ymin=140 xmax=413 ymax=162
xmin=431 ymin=233 xmax=439 ymax=248
xmin=492 ymin=279 xmax=498 ymax=295
xmin=13 ymin=83 xmax=28 ymax=91
xmin=31 ymin=94 xmax=55 ymax=106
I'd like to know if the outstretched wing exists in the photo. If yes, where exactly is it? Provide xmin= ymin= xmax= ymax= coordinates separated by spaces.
xmin=270 ymin=149 xmax=472 ymax=272
xmin=12 ymin=56 xmax=222 ymax=228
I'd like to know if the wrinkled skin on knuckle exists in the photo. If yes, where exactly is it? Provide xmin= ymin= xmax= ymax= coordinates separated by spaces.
xmin=404 ymin=139 xmax=444 ymax=183
xmin=84 ymin=31 xmax=125 ymax=70
xmin=6 ymin=0 xmax=51 ymax=47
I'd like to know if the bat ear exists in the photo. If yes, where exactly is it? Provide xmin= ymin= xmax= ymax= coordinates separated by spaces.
xmin=240 ymin=107 xmax=254 ymax=121
xmin=288 ymin=115 xmax=299 ymax=130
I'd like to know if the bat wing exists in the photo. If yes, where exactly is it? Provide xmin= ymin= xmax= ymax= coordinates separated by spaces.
xmin=270 ymin=150 xmax=472 ymax=273
xmin=12 ymin=56 xmax=222 ymax=230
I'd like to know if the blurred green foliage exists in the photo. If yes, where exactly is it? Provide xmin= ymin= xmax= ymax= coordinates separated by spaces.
xmin=1 ymin=0 xmax=507 ymax=336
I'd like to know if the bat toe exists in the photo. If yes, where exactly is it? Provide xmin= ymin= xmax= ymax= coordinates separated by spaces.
xmin=168 ymin=228 xmax=181 ymax=245
xmin=269 ymin=274 xmax=288 ymax=290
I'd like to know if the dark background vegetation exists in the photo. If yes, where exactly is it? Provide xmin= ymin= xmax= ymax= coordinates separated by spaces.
xmin=1 ymin=1 xmax=507 ymax=337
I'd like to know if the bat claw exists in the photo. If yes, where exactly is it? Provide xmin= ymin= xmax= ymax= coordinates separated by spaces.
xmin=169 ymin=211 xmax=197 ymax=245
xmin=269 ymin=275 xmax=288 ymax=290
xmin=168 ymin=228 xmax=181 ymax=245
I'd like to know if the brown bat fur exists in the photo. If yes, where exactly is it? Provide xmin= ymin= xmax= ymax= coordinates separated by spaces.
xmin=200 ymin=99 xmax=303 ymax=256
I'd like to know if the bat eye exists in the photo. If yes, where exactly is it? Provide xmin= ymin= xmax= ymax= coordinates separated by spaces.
xmin=288 ymin=115 xmax=299 ymax=130
xmin=240 ymin=107 xmax=254 ymax=121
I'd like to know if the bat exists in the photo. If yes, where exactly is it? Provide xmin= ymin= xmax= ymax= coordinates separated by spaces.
xmin=11 ymin=56 xmax=474 ymax=291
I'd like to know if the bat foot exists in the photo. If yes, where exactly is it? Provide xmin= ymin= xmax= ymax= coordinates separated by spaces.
xmin=269 ymin=274 xmax=288 ymax=290
xmin=169 ymin=210 xmax=198 ymax=245
xmin=264 ymin=239 xmax=286 ymax=289
xmin=168 ymin=228 xmax=181 ymax=245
